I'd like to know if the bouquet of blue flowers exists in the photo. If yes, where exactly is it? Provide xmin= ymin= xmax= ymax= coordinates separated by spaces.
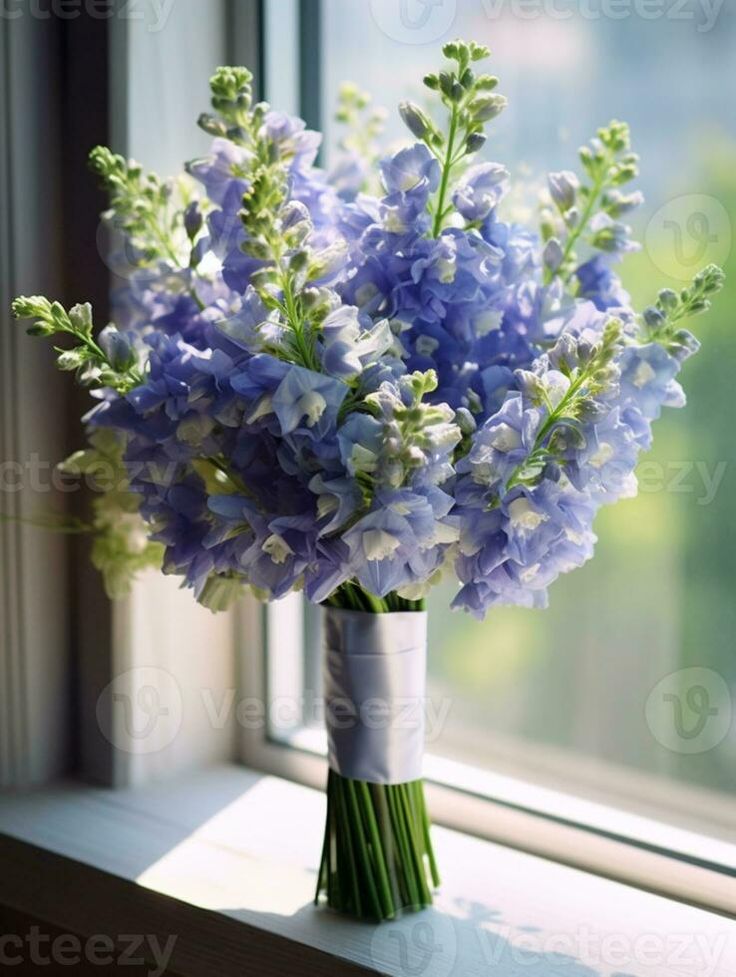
xmin=12 ymin=39 xmax=723 ymax=921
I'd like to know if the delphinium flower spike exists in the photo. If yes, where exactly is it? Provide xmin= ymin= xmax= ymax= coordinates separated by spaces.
xmin=541 ymin=120 xmax=642 ymax=286
xmin=399 ymin=39 xmax=507 ymax=236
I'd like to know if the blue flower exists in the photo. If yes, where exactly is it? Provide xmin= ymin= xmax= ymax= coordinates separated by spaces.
xmin=547 ymin=170 xmax=579 ymax=211
xmin=320 ymin=306 xmax=394 ymax=380
xmin=344 ymin=487 xmax=457 ymax=597
xmin=452 ymin=162 xmax=508 ymax=222
xmin=271 ymin=365 xmax=348 ymax=440
xmin=264 ymin=111 xmax=322 ymax=171
xmin=70 ymin=84 xmax=706 ymax=619
xmin=619 ymin=343 xmax=685 ymax=421
xmin=187 ymin=138 xmax=252 ymax=207
xmin=576 ymin=256 xmax=631 ymax=312
xmin=338 ymin=412 xmax=384 ymax=476
xmin=450 ymin=300 xmax=697 ymax=617
xmin=216 ymin=287 xmax=282 ymax=355
xmin=379 ymin=144 xmax=439 ymax=198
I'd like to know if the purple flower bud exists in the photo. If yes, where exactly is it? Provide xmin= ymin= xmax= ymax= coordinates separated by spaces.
xmin=399 ymin=101 xmax=430 ymax=140
xmin=99 ymin=326 xmax=136 ymax=372
xmin=465 ymin=132 xmax=486 ymax=153
xmin=543 ymin=238 xmax=564 ymax=273
xmin=547 ymin=170 xmax=579 ymax=211
xmin=184 ymin=201 xmax=203 ymax=240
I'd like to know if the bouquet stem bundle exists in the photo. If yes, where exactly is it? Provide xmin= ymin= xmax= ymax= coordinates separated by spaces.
xmin=317 ymin=770 xmax=439 ymax=920
xmin=316 ymin=582 xmax=439 ymax=920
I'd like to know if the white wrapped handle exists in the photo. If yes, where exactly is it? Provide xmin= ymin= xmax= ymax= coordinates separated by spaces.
xmin=323 ymin=607 xmax=427 ymax=784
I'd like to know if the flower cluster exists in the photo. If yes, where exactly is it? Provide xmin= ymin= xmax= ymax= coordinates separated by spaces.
xmin=12 ymin=41 xmax=724 ymax=617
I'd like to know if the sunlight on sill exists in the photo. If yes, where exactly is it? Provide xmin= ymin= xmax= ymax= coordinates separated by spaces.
xmin=0 ymin=765 xmax=734 ymax=976
xmin=135 ymin=775 xmax=323 ymax=916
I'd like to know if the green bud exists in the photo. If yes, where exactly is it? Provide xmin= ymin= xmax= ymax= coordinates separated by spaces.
xmin=26 ymin=322 xmax=55 ymax=337
xmin=11 ymin=295 xmax=49 ymax=321
xmin=468 ymin=41 xmax=490 ymax=62
xmin=657 ymin=289 xmax=678 ymax=313
xmin=694 ymin=263 xmax=726 ymax=294
xmin=450 ymin=81 xmax=465 ymax=103
xmin=474 ymin=74 xmax=498 ymax=91
xmin=611 ymin=164 xmax=638 ymax=185
xmin=438 ymin=71 xmax=454 ymax=98
xmin=460 ymin=67 xmax=474 ymax=88
xmin=69 ymin=302 xmax=93 ymax=337
xmin=57 ymin=348 xmax=88 ymax=371
xmin=469 ymin=93 xmax=507 ymax=122
xmin=198 ymin=573 xmax=244 ymax=613
xmin=289 ymin=249 xmax=309 ymax=274
xmin=465 ymin=132 xmax=486 ymax=153
xmin=454 ymin=406 xmax=476 ymax=436
xmin=467 ymin=389 xmax=483 ymax=414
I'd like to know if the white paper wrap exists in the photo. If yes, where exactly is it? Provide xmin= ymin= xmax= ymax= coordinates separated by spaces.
xmin=323 ymin=607 xmax=428 ymax=785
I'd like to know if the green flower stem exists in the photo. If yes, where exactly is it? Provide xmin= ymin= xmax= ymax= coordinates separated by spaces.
xmin=335 ymin=775 xmax=363 ymax=915
xmin=323 ymin=580 xmax=425 ymax=614
xmin=357 ymin=780 xmax=395 ymax=917
xmin=397 ymin=784 xmax=429 ymax=904
xmin=432 ymin=102 xmax=459 ymax=238
xmin=386 ymin=785 xmax=417 ymax=906
xmin=344 ymin=778 xmax=384 ymax=918
xmin=500 ymin=320 xmax=622 ymax=498
xmin=543 ymin=158 xmax=609 ymax=287
xmin=316 ymin=771 xmax=437 ymax=920
xmin=504 ymin=370 xmax=589 ymax=493
xmin=414 ymin=780 xmax=440 ymax=887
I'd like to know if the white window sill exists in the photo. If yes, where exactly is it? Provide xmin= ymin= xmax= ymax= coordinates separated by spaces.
xmin=0 ymin=764 xmax=734 ymax=977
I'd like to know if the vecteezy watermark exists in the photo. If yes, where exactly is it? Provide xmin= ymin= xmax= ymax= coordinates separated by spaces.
xmin=96 ymin=668 xmax=453 ymax=754
xmin=370 ymin=916 xmax=726 ymax=977
xmin=370 ymin=914 xmax=457 ymax=977
xmin=479 ymin=0 xmax=724 ymax=32
xmin=476 ymin=924 xmax=727 ymax=977
xmin=0 ymin=0 xmax=176 ymax=32
xmin=201 ymin=690 xmax=452 ymax=744
xmin=0 ymin=927 xmax=177 ymax=977
xmin=0 ymin=452 xmax=180 ymax=499
xmin=97 ymin=666 xmax=183 ymax=755
xmin=0 ymin=453 xmax=87 ymax=495
xmin=369 ymin=0 xmax=457 ymax=44
xmin=636 ymin=459 xmax=729 ymax=507
xmin=368 ymin=0 xmax=724 ymax=38
xmin=645 ymin=666 xmax=732 ymax=755
xmin=645 ymin=193 xmax=732 ymax=282
xmin=4 ymin=453 xmax=728 ymax=507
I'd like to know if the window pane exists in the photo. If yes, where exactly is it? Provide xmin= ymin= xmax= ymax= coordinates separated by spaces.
xmin=319 ymin=0 xmax=736 ymax=843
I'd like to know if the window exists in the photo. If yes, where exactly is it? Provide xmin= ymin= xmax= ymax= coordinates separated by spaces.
xmin=2 ymin=0 xmax=732 ymax=919
xmin=253 ymin=0 xmax=736 ymax=900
